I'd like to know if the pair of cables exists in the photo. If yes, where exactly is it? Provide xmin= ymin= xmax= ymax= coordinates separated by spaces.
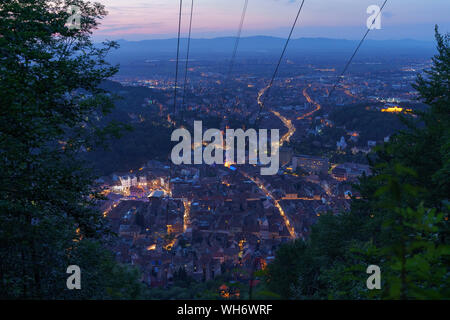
xmin=173 ymin=0 xmax=194 ymax=119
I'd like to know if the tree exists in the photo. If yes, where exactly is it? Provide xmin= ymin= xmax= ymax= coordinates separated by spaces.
xmin=359 ymin=27 xmax=450 ymax=299
xmin=265 ymin=27 xmax=450 ymax=300
xmin=0 ymin=0 xmax=139 ymax=299
xmin=265 ymin=240 xmax=308 ymax=299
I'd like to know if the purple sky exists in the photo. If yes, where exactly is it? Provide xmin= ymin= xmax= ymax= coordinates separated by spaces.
xmin=93 ymin=0 xmax=450 ymax=41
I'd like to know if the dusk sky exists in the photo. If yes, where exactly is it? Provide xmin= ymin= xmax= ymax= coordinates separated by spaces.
xmin=93 ymin=0 xmax=450 ymax=41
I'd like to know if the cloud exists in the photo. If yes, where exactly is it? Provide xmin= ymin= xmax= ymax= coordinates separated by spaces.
xmin=97 ymin=23 xmax=164 ymax=34
xmin=272 ymin=0 xmax=297 ymax=3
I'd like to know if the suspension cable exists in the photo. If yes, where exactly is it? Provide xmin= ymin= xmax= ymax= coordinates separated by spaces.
xmin=256 ymin=0 xmax=306 ymax=121
xmin=173 ymin=0 xmax=183 ymax=116
xmin=181 ymin=0 xmax=194 ymax=123
xmin=328 ymin=0 xmax=388 ymax=98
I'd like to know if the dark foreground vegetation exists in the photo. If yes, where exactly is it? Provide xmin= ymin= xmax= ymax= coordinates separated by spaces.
xmin=0 ymin=0 xmax=448 ymax=299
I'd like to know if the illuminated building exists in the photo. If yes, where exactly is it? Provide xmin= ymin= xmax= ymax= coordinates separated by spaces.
xmin=292 ymin=155 xmax=329 ymax=175
xmin=332 ymin=167 xmax=347 ymax=181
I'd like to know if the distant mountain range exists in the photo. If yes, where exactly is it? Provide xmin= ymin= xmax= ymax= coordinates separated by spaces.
xmin=104 ymin=36 xmax=436 ymax=63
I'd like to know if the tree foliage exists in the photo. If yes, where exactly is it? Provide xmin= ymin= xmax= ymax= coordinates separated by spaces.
xmin=0 ymin=0 xmax=143 ymax=299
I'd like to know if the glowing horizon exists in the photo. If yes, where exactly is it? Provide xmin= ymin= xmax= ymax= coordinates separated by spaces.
xmin=93 ymin=0 xmax=450 ymax=41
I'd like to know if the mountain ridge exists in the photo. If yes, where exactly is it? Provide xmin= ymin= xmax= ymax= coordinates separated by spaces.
xmin=103 ymin=36 xmax=436 ymax=63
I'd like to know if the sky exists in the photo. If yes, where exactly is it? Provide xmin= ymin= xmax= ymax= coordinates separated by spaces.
xmin=93 ymin=0 xmax=450 ymax=42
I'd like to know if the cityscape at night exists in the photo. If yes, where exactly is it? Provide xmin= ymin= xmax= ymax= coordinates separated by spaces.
xmin=0 ymin=0 xmax=449 ymax=311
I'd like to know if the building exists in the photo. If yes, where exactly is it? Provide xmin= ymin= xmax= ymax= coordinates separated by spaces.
xmin=279 ymin=147 xmax=293 ymax=167
xmin=119 ymin=174 xmax=138 ymax=188
xmin=148 ymin=190 xmax=165 ymax=199
xmin=292 ymin=155 xmax=329 ymax=175
xmin=336 ymin=136 xmax=347 ymax=150
xmin=340 ymin=163 xmax=371 ymax=179
xmin=332 ymin=167 xmax=347 ymax=181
